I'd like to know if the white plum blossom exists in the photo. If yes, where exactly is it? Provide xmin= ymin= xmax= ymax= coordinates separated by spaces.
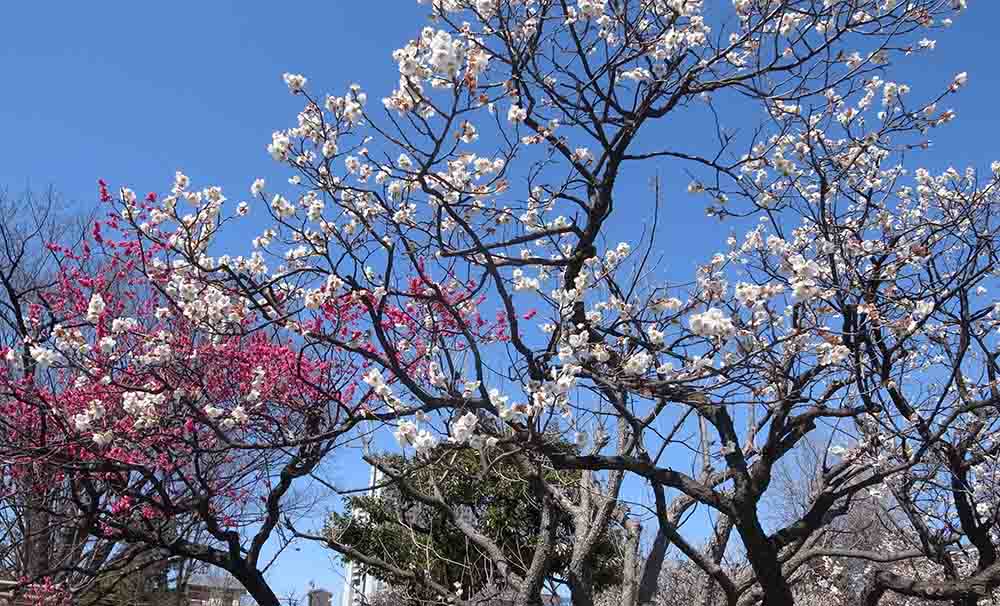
xmin=363 ymin=367 xmax=399 ymax=408
xmin=4 ymin=347 xmax=22 ymax=368
xmin=111 ymin=317 xmax=138 ymax=334
xmin=623 ymin=351 xmax=652 ymax=375
xmin=29 ymin=345 xmax=61 ymax=370
xmin=733 ymin=282 xmax=783 ymax=308
xmin=121 ymin=391 xmax=164 ymax=429
xmin=395 ymin=420 xmax=419 ymax=447
xmin=488 ymin=388 xmax=509 ymax=409
xmin=426 ymin=30 xmax=465 ymax=78
xmin=204 ymin=404 xmax=224 ymax=419
xmin=952 ymin=71 xmax=968 ymax=91
xmin=230 ymin=405 xmax=249 ymax=426
xmin=512 ymin=269 xmax=540 ymax=292
xmin=395 ymin=420 xmax=439 ymax=453
xmin=450 ymin=412 xmax=479 ymax=444
xmin=689 ymin=308 xmax=736 ymax=339
xmin=98 ymin=336 xmax=116 ymax=354
xmin=73 ymin=414 xmax=93 ymax=432
xmin=267 ymin=131 xmax=292 ymax=161
xmin=817 ymin=342 xmax=851 ymax=366
xmin=792 ymin=279 xmax=820 ymax=301
xmin=914 ymin=299 xmax=934 ymax=319
xmin=303 ymin=289 xmax=326 ymax=310
xmin=475 ymin=0 xmax=496 ymax=17
xmin=92 ymin=431 xmax=114 ymax=447
xmin=73 ymin=400 xmax=106 ymax=433
xmin=270 ymin=194 xmax=296 ymax=218
xmin=283 ymin=72 xmax=308 ymax=92
xmin=571 ymin=147 xmax=593 ymax=164
xmin=789 ymin=255 xmax=823 ymax=301
xmin=507 ymin=104 xmax=527 ymax=123
xmin=87 ymin=293 xmax=106 ymax=323
xmin=577 ymin=0 xmax=605 ymax=19
xmin=621 ymin=67 xmax=652 ymax=81
xmin=651 ymin=297 xmax=683 ymax=314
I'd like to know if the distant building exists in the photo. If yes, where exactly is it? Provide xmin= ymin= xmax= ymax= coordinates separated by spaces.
xmin=340 ymin=561 xmax=383 ymax=606
xmin=308 ymin=588 xmax=333 ymax=606
xmin=340 ymin=463 xmax=385 ymax=606
xmin=183 ymin=573 xmax=247 ymax=606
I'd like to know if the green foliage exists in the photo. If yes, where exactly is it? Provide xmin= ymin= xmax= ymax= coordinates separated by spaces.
xmin=327 ymin=449 xmax=623 ymax=601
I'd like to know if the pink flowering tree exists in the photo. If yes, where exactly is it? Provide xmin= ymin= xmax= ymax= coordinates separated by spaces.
xmin=1 ymin=182 xmax=507 ymax=605
xmin=0 ymin=209 xmax=376 ymax=605
xmin=8 ymin=1 xmax=1000 ymax=605
xmin=0 ymin=187 xmax=124 ymax=602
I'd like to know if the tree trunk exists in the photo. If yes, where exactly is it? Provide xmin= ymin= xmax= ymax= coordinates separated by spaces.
xmin=515 ymin=493 xmax=556 ymax=606
xmin=620 ymin=520 xmax=641 ymax=606
xmin=700 ymin=516 xmax=734 ymax=606
xmin=733 ymin=520 xmax=794 ymax=606
xmin=862 ymin=565 xmax=1000 ymax=606
xmin=22 ymin=478 xmax=52 ymax=578
xmin=232 ymin=565 xmax=282 ymax=606
xmin=636 ymin=527 xmax=669 ymax=606
xmin=568 ymin=560 xmax=595 ymax=606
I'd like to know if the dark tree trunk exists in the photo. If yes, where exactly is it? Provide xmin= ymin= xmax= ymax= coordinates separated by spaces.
xmin=232 ymin=565 xmax=282 ymax=606
xmin=734 ymin=519 xmax=794 ymax=606
xmin=862 ymin=566 xmax=1000 ymax=606
xmin=568 ymin=559 xmax=594 ymax=606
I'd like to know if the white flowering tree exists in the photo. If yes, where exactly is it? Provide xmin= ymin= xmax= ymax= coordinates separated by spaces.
xmin=6 ymin=0 xmax=1000 ymax=605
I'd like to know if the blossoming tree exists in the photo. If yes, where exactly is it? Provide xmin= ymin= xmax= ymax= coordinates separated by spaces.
xmin=0 ymin=188 xmax=131 ymax=602
xmin=6 ymin=0 xmax=1000 ymax=605
xmin=0 ymin=209 xmax=376 ymax=605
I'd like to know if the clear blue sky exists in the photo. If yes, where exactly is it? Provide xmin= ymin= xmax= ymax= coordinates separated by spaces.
xmin=2 ymin=1 xmax=999 ymax=602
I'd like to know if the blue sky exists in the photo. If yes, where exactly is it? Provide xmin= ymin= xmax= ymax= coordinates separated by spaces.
xmin=2 ymin=1 xmax=999 ymax=602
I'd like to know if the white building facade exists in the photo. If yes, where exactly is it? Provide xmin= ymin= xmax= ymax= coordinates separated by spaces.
xmin=340 ymin=464 xmax=385 ymax=606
